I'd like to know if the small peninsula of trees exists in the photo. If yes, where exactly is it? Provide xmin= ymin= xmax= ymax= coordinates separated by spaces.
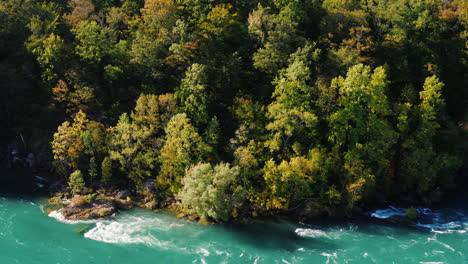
xmin=1 ymin=0 xmax=466 ymax=222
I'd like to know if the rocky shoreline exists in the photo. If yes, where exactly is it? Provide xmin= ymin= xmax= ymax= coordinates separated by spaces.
xmin=45 ymin=186 xmax=420 ymax=230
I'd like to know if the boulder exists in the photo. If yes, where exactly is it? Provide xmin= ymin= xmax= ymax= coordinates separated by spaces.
xmin=176 ymin=213 xmax=186 ymax=218
xmin=61 ymin=200 xmax=116 ymax=220
xmin=115 ymin=189 xmax=131 ymax=200
xmin=145 ymin=200 xmax=158 ymax=210
xmin=116 ymin=200 xmax=135 ymax=210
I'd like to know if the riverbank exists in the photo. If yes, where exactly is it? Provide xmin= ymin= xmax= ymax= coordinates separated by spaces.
xmin=0 ymin=168 xmax=450 ymax=228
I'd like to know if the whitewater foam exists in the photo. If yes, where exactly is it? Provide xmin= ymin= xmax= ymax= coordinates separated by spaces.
xmin=370 ymin=206 xmax=407 ymax=219
xmin=197 ymin=248 xmax=210 ymax=256
xmin=295 ymin=228 xmax=331 ymax=239
xmin=48 ymin=210 xmax=102 ymax=224
xmin=371 ymin=206 xmax=468 ymax=235
xmin=321 ymin=252 xmax=338 ymax=264
xmin=83 ymin=221 xmax=166 ymax=247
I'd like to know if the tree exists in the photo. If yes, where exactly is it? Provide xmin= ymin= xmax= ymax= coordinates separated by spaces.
xmin=199 ymin=4 xmax=241 ymax=42
xmin=178 ymin=162 xmax=244 ymax=222
xmin=175 ymin=64 xmax=210 ymax=127
xmin=51 ymin=111 xmax=89 ymax=175
xmin=72 ymin=21 xmax=116 ymax=64
xmin=328 ymin=64 xmax=397 ymax=200
xmin=69 ymin=170 xmax=86 ymax=194
xmin=261 ymin=156 xmax=315 ymax=209
xmin=141 ymin=0 xmax=178 ymax=36
xmin=101 ymin=156 xmax=113 ymax=185
xmin=109 ymin=94 xmax=163 ymax=192
xmin=250 ymin=5 xmax=303 ymax=75
xmin=63 ymin=0 xmax=96 ymax=27
xmin=158 ymin=113 xmax=208 ymax=193
xmin=130 ymin=0 xmax=179 ymax=80
xmin=398 ymin=76 xmax=461 ymax=193
xmin=29 ymin=33 xmax=65 ymax=82
xmin=266 ymin=45 xmax=318 ymax=157
xmin=51 ymin=78 xmax=96 ymax=115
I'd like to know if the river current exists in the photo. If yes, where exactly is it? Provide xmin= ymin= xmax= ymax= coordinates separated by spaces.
xmin=0 ymin=193 xmax=467 ymax=264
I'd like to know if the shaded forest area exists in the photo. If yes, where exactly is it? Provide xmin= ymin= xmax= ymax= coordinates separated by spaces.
xmin=1 ymin=0 xmax=467 ymax=221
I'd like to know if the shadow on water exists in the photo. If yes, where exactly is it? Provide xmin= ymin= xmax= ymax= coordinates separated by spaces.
xmin=0 ymin=168 xmax=47 ymax=198
xmin=221 ymin=218 xmax=338 ymax=252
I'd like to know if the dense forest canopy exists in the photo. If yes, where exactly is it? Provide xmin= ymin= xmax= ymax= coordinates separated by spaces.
xmin=1 ymin=0 xmax=466 ymax=221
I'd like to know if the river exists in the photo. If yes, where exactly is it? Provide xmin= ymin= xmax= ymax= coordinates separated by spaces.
xmin=0 ymin=173 xmax=467 ymax=263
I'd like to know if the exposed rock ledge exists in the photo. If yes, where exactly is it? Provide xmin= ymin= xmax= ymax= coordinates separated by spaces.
xmin=61 ymin=200 xmax=116 ymax=220
xmin=51 ymin=194 xmax=135 ymax=220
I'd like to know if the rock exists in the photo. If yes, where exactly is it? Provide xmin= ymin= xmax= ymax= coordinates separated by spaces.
xmin=145 ymin=200 xmax=158 ymax=210
xmin=46 ymin=208 xmax=54 ymax=215
xmin=188 ymin=215 xmax=198 ymax=221
xmin=386 ymin=215 xmax=417 ymax=226
xmin=198 ymin=217 xmax=212 ymax=225
xmin=115 ymin=189 xmax=131 ymax=200
xmin=176 ymin=213 xmax=186 ymax=219
xmin=70 ymin=195 xmax=89 ymax=207
xmin=116 ymin=200 xmax=135 ymax=210
xmin=61 ymin=200 xmax=116 ymax=220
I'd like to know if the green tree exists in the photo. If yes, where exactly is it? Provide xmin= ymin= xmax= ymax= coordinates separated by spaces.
xmin=101 ymin=156 xmax=113 ymax=185
xmin=266 ymin=45 xmax=318 ymax=157
xmin=398 ymin=76 xmax=461 ymax=193
xmin=199 ymin=4 xmax=242 ymax=43
xmin=69 ymin=170 xmax=86 ymax=194
xmin=159 ymin=113 xmax=208 ymax=193
xmin=178 ymin=162 xmax=244 ymax=222
xmin=261 ymin=156 xmax=315 ymax=209
xmin=29 ymin=33 xmax=65 ymax=82
xmin=175 ymin=63 xmax=210 ymax=127
xmin=109 ymin=94 xmax=163 ymax=192
xmin=130 ymin=0 xmax=178 ymax=80
xmin=250 ymin=5 xmax=303 ymax=75
xmin=329 ymin=64 xmax=397 ymax=200
xmin=72 ymin=21 xmax=116 ymax=64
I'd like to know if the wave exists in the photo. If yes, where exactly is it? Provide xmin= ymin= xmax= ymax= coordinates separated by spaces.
xmin=370 ymin=206 xmax=468 ymax=234
xmin=370 ymin=206 xmax=407 ymax=219
xmin=82 ymin=214 xmax=189 ymax=248
xmin=84 ymin=221 xmax=167 ymax=247
xmin=295 ymin=228 xmax=331 ymax=239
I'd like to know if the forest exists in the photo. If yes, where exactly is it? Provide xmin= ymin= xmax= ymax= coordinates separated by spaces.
xmin=1 ymin=0 xmax=466 ymax=222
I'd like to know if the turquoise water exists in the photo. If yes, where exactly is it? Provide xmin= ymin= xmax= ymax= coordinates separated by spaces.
xmin=0 ymin=195 xmax=467 ymax=264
